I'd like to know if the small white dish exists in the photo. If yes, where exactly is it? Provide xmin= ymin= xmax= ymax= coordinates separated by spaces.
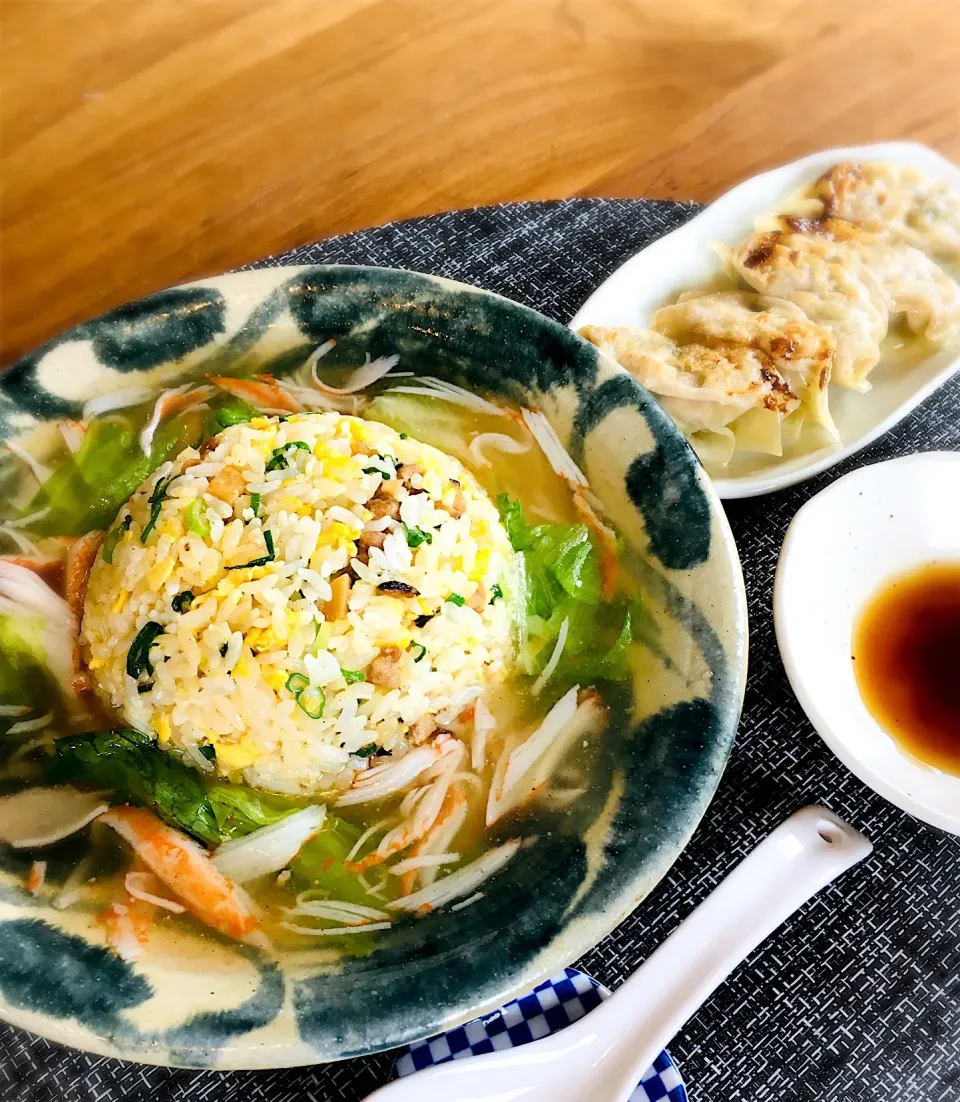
xmin=569 ymin=142 xmax=960 ymax=498
xmin=774 ymin=452 xmax=960 ymax=834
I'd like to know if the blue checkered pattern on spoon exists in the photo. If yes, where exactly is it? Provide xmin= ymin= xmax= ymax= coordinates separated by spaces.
xmin=393 ymin=968 xmax=686 ymax=1101
xmin=364 ymin=806 xmax=871 ymax=1102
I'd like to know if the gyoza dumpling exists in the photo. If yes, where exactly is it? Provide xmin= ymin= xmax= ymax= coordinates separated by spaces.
xmin=812 ymin=162 xmax=960 ymax=262
xmin=732 ymin=225 xmax=887 ymax=391
xmin=653 ymin=291 xmax=837 ymax=437
xmin=856 ymin=237 xmax=960 ymax=341
xmin=732 ymin=221 xmax=960 ymax=390
xmin=577 ymin=324 xmax=799 ymax=443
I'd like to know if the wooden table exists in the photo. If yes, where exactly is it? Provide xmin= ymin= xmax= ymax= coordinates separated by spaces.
xmin=3 ymin=0 xmax=958 ymax=367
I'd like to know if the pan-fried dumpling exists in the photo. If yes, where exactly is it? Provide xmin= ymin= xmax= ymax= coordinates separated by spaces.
xmin=733 ymin=220 xmax=960 ymax=390
xmin=577 ymin=324 xmax=799 ymax=445
xmin=812 ymin=162 xmax=960 ymax=263
xmin=732 ymin=225 xmax=887 ymax=391
xmin=856 ymin=238 xmax=960 ymax=341
xmin=653 ymin=291 xmax=838 ymax=437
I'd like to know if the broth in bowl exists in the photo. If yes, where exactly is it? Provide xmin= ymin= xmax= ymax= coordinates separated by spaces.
xmin=0 ymin=353 xmax=652 ymax=956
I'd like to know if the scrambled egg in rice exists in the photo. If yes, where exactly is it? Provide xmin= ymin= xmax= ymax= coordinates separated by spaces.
xmin=81 ymin=412 xmax=513 ymax=795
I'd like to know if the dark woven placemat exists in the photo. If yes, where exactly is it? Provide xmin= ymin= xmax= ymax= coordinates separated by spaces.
xmin=4 ymin=199 xmax=959 ymax=1102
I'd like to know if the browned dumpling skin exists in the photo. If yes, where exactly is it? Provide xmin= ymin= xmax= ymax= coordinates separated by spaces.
xmin=653 ymin=291 xmax=837 ymax=435
xmin=813 ymin=162 xmax=960 ymax=262
xmin=578 ymin=324 xmax=798 ymax=437
xmin=732 ymin=220 xmax=960 ymax=391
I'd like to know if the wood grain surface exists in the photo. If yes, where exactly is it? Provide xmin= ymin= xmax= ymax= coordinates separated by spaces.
xmin=2 ymin=0 xmax=958 ymax=366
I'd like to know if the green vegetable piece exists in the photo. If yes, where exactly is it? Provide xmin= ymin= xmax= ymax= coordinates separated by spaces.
xmin=249 ymin=492 xmax=261 ymax=517
xmin=447 ymin=593 xmax=466 ymax=607
xmin=0 ymin=613 xmax=56 ymax=717
xmin=126 ymin=621 xmax=164 ymax=679
xmin=292 ymin=815 xmax=394 ymax=908
xmin=171 ymin=590 xmax=194 ymax=613
xmin=140 ymin=475 xmax=174 ymax=544
xmin=198 ymin=743 xmax=216 ymax=761
xmin=600 ymin=609 xmax=633 ymax=673
xmin=496 ymin=494 xmax=530 ymax=551
xmin=206 ymin=783 xmax=299 ymax=841
xmin=265 ymin=441 xmax=310 ymax=473
xmin=405 ymin=526 xmax=433 ymax=548
xmin=410 ymin=643 xmax=427 ymax=663
xmin=184 ymin=499 xmax=211 ymax=538
xmin=101 ymin=515 xmax=132 ymax=564
xmin=295 ymin=684 xmax=325 ymax=720
xmin=399 ymin=433 xmax=408 ymax=440
xmin=497 ymin=496 xmax=601 ymax=604
xmin=526 ymin=523 xmax=600 ymax=603
xmin=340 ymin=668 xmax=365 ymax=684
xmin=354 ymin=743 xmax=379 ymax=758
xmin=489 ymin=583 xmax=503 ymax=603
xmin=225 ymin=529 xmax=275 ymax=570
xmin=51 ymin=727 xmax=300 ymax=845
xmin=25 ymin=410 xmax=202 ymax=538
xmin=51 ymin=728 xmax=222 ymax=845
xmin=363 ymin=453 xmax=399 ymax=478
xmin=285 ymin=672 xmax=310 ymax=694
xmin=204 ymin=396 xmax=256 ymax=437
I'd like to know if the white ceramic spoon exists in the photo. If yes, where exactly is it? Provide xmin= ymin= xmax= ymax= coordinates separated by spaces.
xmin=364 ymin=805 xmax=871 ymax=1102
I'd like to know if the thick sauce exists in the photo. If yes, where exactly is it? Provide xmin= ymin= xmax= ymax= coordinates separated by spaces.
xmin=852 ymin=563 xmax=960 ymax=775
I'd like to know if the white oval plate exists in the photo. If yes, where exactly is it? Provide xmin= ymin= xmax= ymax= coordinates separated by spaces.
xmin=774 ymin=452 xmax=960 ymax=835
xmin=569 ymin=142 xmax=960 ymax=498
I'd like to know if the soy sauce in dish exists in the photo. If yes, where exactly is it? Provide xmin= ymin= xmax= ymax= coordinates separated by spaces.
xmin=852 ymin=562 xmax=960 ymax=776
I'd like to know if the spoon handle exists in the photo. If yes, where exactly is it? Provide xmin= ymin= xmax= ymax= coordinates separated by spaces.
xmin=588 ymin=805 xmax=872 ymax=1100
xmin=362 ymin=806 xmax=871 ymax=1102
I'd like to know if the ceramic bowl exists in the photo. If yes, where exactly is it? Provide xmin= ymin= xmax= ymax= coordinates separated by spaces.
xmin=569 ymin=142 xmax=960 ymax=498
xmin=775 ymin=452 xmax=960 ymax=834
xmin=0 ymin=266 xmax=747 ymax=1067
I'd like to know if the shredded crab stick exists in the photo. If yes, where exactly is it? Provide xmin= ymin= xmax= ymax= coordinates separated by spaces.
xmin=59 ymin=419 xmax=86 ymax=454
xmin=100 ymin=806 xmax=261 ymax=943
xmin=572 ymin=490 xmax=620 ymax=601
xmin=344 ymin=736 xmax=465 ymax=871
xmin=208 ymin=374 xmax=304 ymax=414
xmin=307 ymin=342 xmax=401 ymax=395
xmin=26 ymin=860 xmax=46 ymax=896
xmin=102 ymin=896 xmax=156 ymax=961
xmin=396 ymin=787 xmax=469 ymax=895
xmin=64 ymin=530 xmax=104 ymax=622
xmin=139 ymin=384 xmax=212 ymax=456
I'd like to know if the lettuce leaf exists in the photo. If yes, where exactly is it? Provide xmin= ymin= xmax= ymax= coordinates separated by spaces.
xmin=495 ymin=495 xmax=648 ymax=688
xmin=52 ymin=728 xmax=221 ymax=843
xmin=0 ymin=613 xmax=54 ymax=718
xmin=207 ymin=783 xmax=299 ymax=841
xmin=291 ymin=815 xmax=394 ymax=906
xmin=204 ymin=395 xmax=256 ymax=437
xmin=526 ymin=523 xmax=600 ymax=603
xmin=50 ymin=728 xmax=299 ymax=846
xmin=497 ymin=494 xmax=530 ymax=551
xmin=26 ymin=410 xmax=203 ymax=537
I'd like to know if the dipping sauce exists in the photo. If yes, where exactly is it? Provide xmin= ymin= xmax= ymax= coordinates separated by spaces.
xmin=852 ymin=563 xmax=960 ymax=776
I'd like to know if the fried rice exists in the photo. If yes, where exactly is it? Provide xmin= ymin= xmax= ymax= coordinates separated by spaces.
xmin=81 ymin=412 xmax=513 ymax=796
